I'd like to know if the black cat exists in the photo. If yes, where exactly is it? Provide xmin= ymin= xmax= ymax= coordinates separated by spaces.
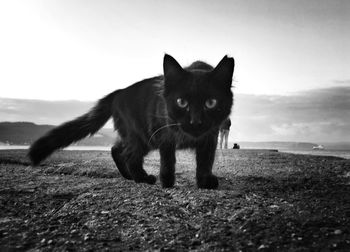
xmin=28 ymin=54 xmax=234 ymax=189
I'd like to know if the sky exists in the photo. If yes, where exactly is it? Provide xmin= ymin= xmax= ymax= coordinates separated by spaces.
xmin=0 ymin=0 xmax=349 ymax=142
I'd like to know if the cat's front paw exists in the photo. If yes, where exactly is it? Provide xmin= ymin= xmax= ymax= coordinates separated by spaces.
xmin=134 ymin=174 xmax=157 ymax=185
xmin=160 ymin=173 xmax=175 ymax=188
xmin=145 ymin=175 xmax=157 ymax=185
xmin=197 ymin=174 xmax=219 ymax=189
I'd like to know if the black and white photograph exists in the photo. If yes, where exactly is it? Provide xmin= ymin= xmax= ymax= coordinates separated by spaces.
xmin=0 ymin=0 xmax=349 ymax=250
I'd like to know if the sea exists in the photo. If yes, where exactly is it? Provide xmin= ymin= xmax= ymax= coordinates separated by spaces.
xmin=0 ymin=145 xmax=350 ymax=160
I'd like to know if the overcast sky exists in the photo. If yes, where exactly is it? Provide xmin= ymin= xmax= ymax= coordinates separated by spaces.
xmin=0 ymin=0 xmax=349 ymax=142
xmin=1 ymin=0 xmax=349 ymax=100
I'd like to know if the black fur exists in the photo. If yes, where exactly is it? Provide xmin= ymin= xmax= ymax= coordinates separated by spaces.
xmin=28 ymin=54 xmax=234 ymax=189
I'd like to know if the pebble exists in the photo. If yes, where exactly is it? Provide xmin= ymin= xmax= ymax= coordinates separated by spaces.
xmin=84 ymin=233 xmax=91 ymax=241
xmin=193 ymin=224 xmax=201 ymax=230
xmin=258 ymin=244 xmax=268 ymax=250
xmin=334 ymin=229 xmax=342 ymax=235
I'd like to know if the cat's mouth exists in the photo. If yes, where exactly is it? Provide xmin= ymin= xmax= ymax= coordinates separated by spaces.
xmin=179 ymin=124 xmax=209 ymax=138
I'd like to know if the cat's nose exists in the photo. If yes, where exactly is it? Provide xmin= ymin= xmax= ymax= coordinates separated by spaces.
xmin=190 ymin=117 xmax=202 ymax=126
xmin=190 ymin=110 xmax=202 ymax=127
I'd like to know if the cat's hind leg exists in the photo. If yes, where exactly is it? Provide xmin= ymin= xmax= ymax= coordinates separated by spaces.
xmin=111 ymin=142 xmax=133 ymax=180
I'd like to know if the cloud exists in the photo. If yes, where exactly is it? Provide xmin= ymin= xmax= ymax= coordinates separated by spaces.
xmin=333 ymin=79 xmax=350 ymax=85
xmin=231 ymin=86 xmax=350 ymax=142
xmin=0 ymin=98 xmax=94 ymax=125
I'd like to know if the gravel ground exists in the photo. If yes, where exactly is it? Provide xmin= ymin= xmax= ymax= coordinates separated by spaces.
xmin=0 ymin=149 xmax=349 ymax=251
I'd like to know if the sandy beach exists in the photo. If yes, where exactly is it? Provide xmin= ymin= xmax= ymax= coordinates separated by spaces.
xmin=0 ymin=149 xmax=349 ymax=251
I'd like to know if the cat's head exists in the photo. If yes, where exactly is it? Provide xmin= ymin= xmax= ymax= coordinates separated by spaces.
xmin=163 ymin=54 xmax=234 ymax=138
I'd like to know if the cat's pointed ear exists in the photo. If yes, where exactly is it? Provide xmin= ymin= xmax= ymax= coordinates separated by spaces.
xmin=212 ymin=55 xmax=235 ymax=88
xmin=163 ymin=54 xmax=185 ymax=81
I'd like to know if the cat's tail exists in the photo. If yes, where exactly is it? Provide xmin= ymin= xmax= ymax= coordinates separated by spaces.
xmin=28 ymin=91 xmax=117 ymax=166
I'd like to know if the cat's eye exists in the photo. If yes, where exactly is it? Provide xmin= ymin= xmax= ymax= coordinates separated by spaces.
xmin=176 ymin=98 xmax=188 ymax=108
xmin=205 ymin=99 xmax=217 ymax=109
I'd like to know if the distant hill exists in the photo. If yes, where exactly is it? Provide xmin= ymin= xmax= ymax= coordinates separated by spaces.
xmin=0 ymin=122 xmax=115 ymax=146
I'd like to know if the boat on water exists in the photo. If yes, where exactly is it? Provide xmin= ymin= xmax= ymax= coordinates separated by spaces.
xmin=313 ymin=145 xmax=325 ymax=150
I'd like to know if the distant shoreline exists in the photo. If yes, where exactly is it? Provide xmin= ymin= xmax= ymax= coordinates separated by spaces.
xmin=1 ymin=145 xmax=349 ymax=159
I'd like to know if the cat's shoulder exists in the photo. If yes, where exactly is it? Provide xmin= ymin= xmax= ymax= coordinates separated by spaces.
xmin=123 ymin=76 xmax=163 ymax=91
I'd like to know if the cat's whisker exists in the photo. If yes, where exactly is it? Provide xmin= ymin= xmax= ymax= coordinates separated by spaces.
xmin=148 ymin=123 xmax=181 ymax=145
